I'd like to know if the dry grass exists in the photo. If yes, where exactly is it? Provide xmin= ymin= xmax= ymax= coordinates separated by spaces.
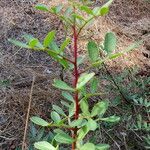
xmin=0 ymin=0 xmax=150 ymax=149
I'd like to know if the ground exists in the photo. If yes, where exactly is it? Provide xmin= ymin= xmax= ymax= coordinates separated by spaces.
xmin=0 ymin=0 xmax=150 ymax=149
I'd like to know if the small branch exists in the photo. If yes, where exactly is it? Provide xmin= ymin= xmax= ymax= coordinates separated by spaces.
xmin=102 ymin=128 xmax=121 ymax=150
xmin=32 ymin=47 xmax=75 ymax=64
xmin=45 ymin=48 xmax=75 ymax=64
xmin=59 ymin=54 xmax=74 ymax=64
xmin=103 ymin=63 xmax=130 ymax=104
xmin=49 ymin=124 xmax=75 ymax=131
xmin=79 ymin=59 xmax=105 ymax=75
xmin=79 ymin=93 xmax=104 ymax=103
xmin=46 ymin=11 xmax=74 ymax=27
xmin=77 ymin=16 xmax=95 ymax=37
xmin=22 ymin=76 xmax=35 ymax=150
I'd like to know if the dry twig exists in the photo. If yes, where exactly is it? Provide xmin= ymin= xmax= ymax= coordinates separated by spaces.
xmin=21 ymin=76 xmax=35 ymax=150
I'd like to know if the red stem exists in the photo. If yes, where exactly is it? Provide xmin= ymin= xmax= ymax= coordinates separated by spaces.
xmin=72 ymin=22 xmax=79 ymax=150
xmin=73 ymin=26 xmax=79 ymax=119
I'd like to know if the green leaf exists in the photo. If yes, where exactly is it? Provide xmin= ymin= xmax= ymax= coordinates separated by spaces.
xmin=37 ymin=43 xmax=44 ymax=49
xmin=47 ymin=50 xmax=60 ymax=60
xmin=28 ymin=38 xmax=39 ymax=48
xmin=54 ymin=133 xmax=74 ymax=144
xmin=55 ymin=5 xmax=63 ymax=13
xmin=109 ymin=41 xmax=142 ymax=59
xmin=100 ymin=115 xmax=120 ymax=122
xmin=53 ymin=79 xmax=74 ymax=91
xmin=62 ymin=91 xmax=74 ymax=102
xmin=60 ymin=38 xmax=70 ymax=52
xmin=69 ymin=56 xmax=85 ymax=70
xmin=78 ymin=125 xmax=89 ymax=140
xmin=96 ymin=144 xmax=110 ymax=150
xmin=77 ymin=73 xmax=95 ymax=90
xmin=54 ymin=129 xmax=66 ymax=134
xmin=8 ymin=39 xmax=30 ymax=48
xmin=35 ymin=4 xmax=49 ymax=12
xmin=81 ymin=143 xmax=95 ymax=150
xmin=60 ymin=15 xmax=73 ymax=26
xmin=80 ymin=5 xmax=93 ymax=15
xmin=61 ymin=100 xmax=71 ymax=108
xmin=48 ymin=49 xmax=67 ymax=68
xmin=49 ymin=41 xmax=59 ymax=51
xmin=43 ymin=31 xmax=56 ymax=48
xmin=104 ymin=32 xmax=117 ymax=54
xmin=51 ymin=111 xmax=61 ymax=124
xmin=108 ymin=52 xmax=122 ymax=59
xmin=34 ymin=141 xmax=56 ymax=150
xmin=22 ymin=34 xmax=34 ymax=42
xmin=77 ymin=56 xmax=85 ymax=66
xmin=51 ymin=4 xmax=63 ymax=14
xmin=91 ymin=101 xmax=108 ymax=117
xmin=70 ymin=118 xmax=86 ymax=127
xmin=23 ymin=35 xmax=44 ymax=48
xmin=35 ymin=41 xmax=44 ymax=49
xmin=80 ymin=86 xmax=87 ymax=97
xmin=64 ymin=7 xmax=73 ymax=16
xmin=72 ymin=13 xmax=86 ymax=22
xmin=102 ymin=0 xmax=113 ymax=8
xmin=69 ymin=103 xmax=75 ymax=117
xmin=92 ymin=7 xmax=100 ymax=16
xmin=52 ymin=105 xmax=66 ymax=116
xmin=100 ymin=7 xmax=109 ymax=16
xmin=93 ymin=0 xmax=113 ymax=16
xmin=90 ymin=77 xmax=98 ymax=93
xmin=30 ymin=123 xmax=37 ymax=138
xmin=80 ymin=98 xmax=90 ymax=115
xmin=36 ymin=128 xmax=45 ymax=141
xmin=58 ymin=58 xmax=68 ymax=68
xmin=30 ymin=116 xmax=49 ymax=127
xmin=87 ymin=118 xmax=97 ymax=131
xmin=88 ymin=41 xmax=99 ymax=62
xmin=47 ymin=50 xmax=68 ymax=68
